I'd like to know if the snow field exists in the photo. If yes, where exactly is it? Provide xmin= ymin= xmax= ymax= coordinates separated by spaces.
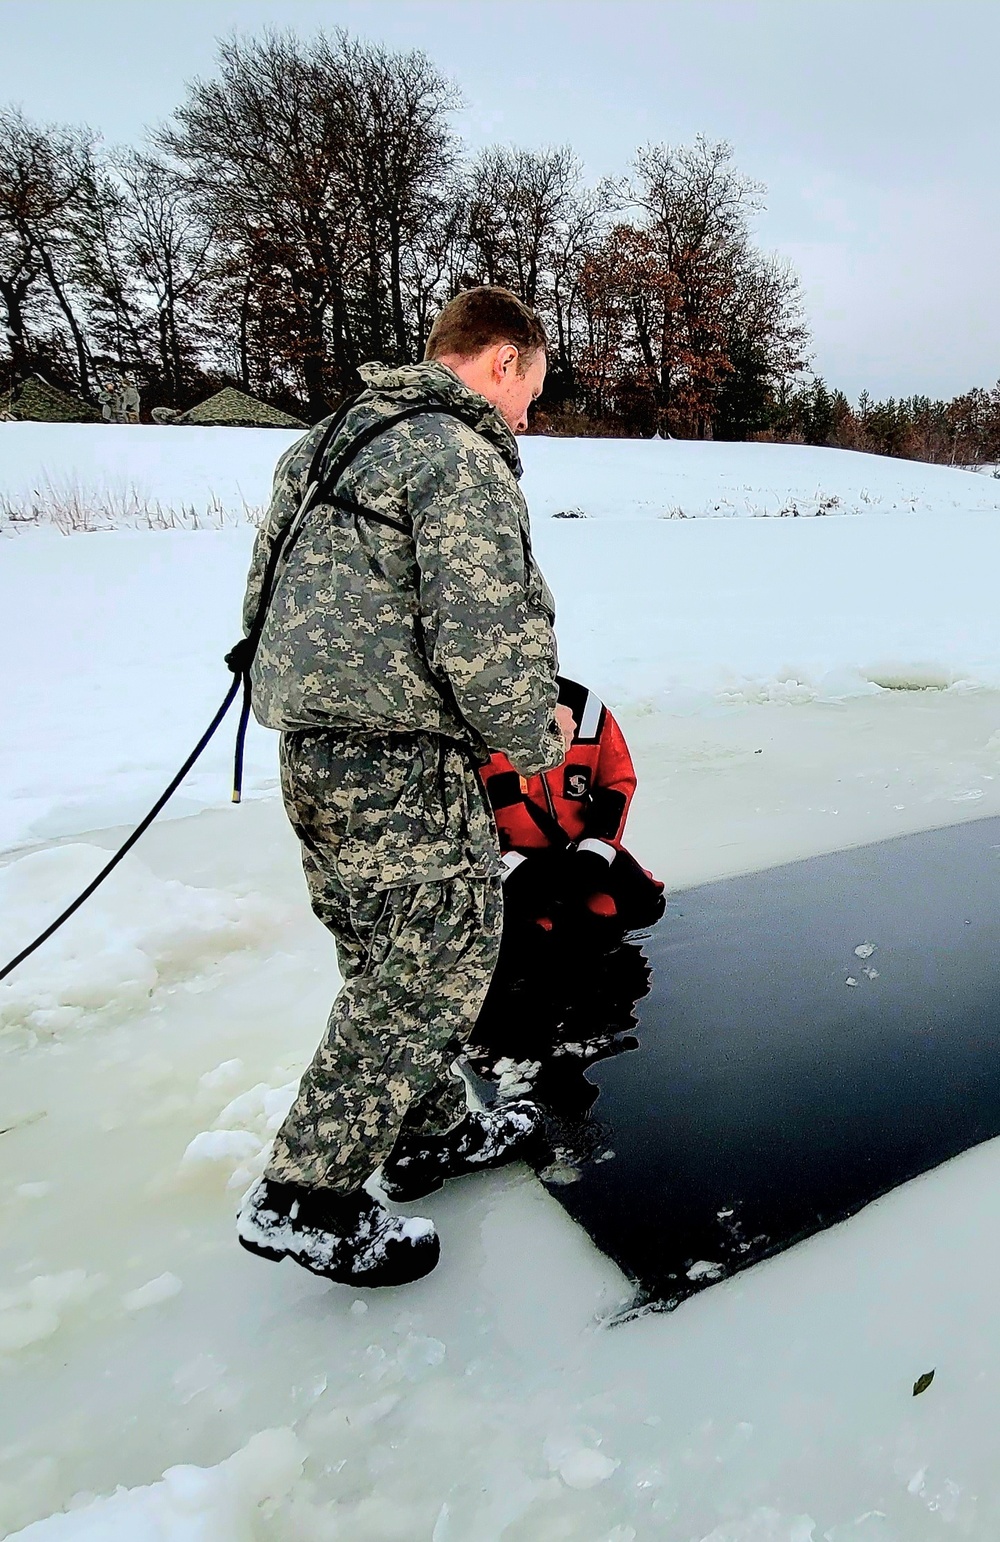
xmin=7 ymin=507 xmax=1000 ymax=852
xmin=5 ymin=423 xmax=1000 ymax=529
xmin=7 ymin=428 xmax=1000 ymax=1536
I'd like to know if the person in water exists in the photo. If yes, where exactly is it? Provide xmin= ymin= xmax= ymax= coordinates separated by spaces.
xmin=479 ymin=674 xmax=666 ymax=948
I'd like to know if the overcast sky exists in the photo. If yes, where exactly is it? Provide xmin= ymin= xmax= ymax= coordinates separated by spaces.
xmin=2 ymin=0 xmax=997 ymax=399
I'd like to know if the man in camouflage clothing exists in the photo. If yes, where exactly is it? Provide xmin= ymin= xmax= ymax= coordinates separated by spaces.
xmin=236 ymin=287 xmax=572 ymax=1287
xmin=97 ymin=378 xmax=121 ymax=423
xmin=120 ymin=373 xmax=140 ymax=423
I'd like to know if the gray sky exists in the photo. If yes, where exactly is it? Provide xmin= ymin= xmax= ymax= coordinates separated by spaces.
xmin=2 ymin=0 xmax=997 ymax=399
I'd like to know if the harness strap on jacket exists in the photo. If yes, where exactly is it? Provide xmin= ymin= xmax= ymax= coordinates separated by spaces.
xmin=227 ymin=401 xmax=472 ymax=800
xmin=0 ymin=403 xmax=514 ymax=982
xmin=519 ymin=791 xmax=572 ymax=850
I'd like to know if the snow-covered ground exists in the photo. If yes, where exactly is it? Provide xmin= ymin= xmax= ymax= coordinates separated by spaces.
xmin=5 ymin=425 xmax=1000 ymax=1538
xmin=6 ymin=422 xmax=1000 ymax=529
xmin=4 ymin=426 xmax=1000 ymax=853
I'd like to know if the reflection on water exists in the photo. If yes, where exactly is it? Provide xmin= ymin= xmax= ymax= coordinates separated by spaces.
xmin=467 ymin=913 xmax=651 ymax=1211
xmin=471 ymin=817 xmax=1000 ymax=1312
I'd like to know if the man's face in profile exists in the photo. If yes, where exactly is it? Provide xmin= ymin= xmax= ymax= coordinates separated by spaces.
xmin=494 ymin=348 xmax=546 ymax=435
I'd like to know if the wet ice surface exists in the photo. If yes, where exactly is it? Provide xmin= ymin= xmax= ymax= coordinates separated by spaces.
xmin=7 ymin=701 xmax=1000 ymax=1537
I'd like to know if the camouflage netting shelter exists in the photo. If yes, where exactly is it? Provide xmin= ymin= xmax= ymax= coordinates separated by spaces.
xmin=4 ymin=374 xmax=100 ymax=423
xmin=174 ymin=387 xmax=305 ymax=429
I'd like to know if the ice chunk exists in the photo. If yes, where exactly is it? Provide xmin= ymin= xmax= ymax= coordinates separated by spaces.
xmin=0 ymin=846 xmax=275 ymax=1042
xmin=494 ymin=1058 xmax=541 ymax=1098
xmin=396 ymin=1334 xmax=446 ymax=1379
xmin=0 ymin=1303 xmax=61 ymax=1354
xmin=544 ymin=1432 xmax=619 ymax=1490
xmin=180 ymin=1129 xmax=263 ymax=1167
xmin=0 ymin=1271 xmax=98 ymax=1354
xmin=539 ymin=1160 xmax=582 ymax=1186
xmin=198 ymin=1059 xmax=245 ymax=1092
xmin=122 ymin=1273 xmax=183 ymax=1312
xmin=4 ymin=1427 xmax=304 ymax=1538
xmin=687 ymin=1260 xmax=725 ymax=1282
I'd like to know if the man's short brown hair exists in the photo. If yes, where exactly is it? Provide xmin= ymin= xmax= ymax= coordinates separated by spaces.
xmin=425 ymin=286 xmax=547 ymax=370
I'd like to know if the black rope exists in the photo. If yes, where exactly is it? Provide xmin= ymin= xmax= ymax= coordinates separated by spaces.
xmin=0 ymin=397 xmax=475 ymax=982
xmin=0 ymin=408 xmax=349 ymax=984
xmin=231 ymin=667 xmax=254 ymax=804
xmin=0 ymin=672 xmax=244 ymax=984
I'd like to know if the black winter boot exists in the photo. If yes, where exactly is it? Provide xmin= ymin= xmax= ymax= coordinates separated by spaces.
xmin=237 ymin=1177 xmax=440 ymax=1286
xmin=379 ymin=1100 xmax=544 ymax=1203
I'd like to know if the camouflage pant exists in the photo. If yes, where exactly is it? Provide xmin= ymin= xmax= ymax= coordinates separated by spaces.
xmin=267 ymin=728 xmax=503 ymax=1192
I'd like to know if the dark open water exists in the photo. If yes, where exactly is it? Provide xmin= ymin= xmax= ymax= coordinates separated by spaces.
xmin=479 ymin=818 xmax=1000 ymax=1309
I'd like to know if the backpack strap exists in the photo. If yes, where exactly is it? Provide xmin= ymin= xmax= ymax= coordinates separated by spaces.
xmin=226 ymin=401 xmax=473 ymax=800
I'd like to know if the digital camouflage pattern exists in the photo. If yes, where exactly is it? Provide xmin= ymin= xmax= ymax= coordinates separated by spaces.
xmin=243 ymin=359 xmax=564 ymax=777
xmin=243 ymin=359 xmax=564 ymax=1193
xmin=266 ymin=729 xmax=503 ymax=1190
xmin=176 ymin=385 xmax=305 ymax=429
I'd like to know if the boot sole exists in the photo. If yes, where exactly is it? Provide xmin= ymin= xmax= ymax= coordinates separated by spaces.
xmin=238 ymin=1229 xmax=440 ymax=1287
xmin=380 ymin=1173 xmax=445 ymax=1203
xmin=381 ymin=1139 xmax=541 ymax=1203
xmin=238 ymin=1234 xmax=287 ymax=1265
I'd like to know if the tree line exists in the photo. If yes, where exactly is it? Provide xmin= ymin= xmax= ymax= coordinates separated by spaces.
xmin=763 ymin=379 xmax=1000 ymax=466
xmin=1 ymin=27 xmax=996 ymax=462
xmin=0 ymin=28 xmax=807 ymax=438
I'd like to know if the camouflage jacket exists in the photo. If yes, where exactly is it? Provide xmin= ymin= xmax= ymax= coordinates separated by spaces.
xmin=242 ymin=360 xmax=564 ymax=776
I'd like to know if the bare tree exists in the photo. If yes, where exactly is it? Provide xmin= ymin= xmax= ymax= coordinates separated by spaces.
xmin=70 ymin=158 xmax=146 ymax=372
xmin=547 ymin=177 xmax=609 ymax=383
xmin=160 ymin=29 xmax=459 ymax=414
xmin=464 ymin=144 xmax=610 ymax=394
xmin=337 ymin=35 xmax=460 ymax=362
xmin=0 ymin=202 xmax=42 ymax=379
xmin=116 ymin=152 xmax=213 ymax=401
xmin=0 ymin=107 xmax=97 ymax=393
xmin=405 ymin=177 xmax=472 ymax=359
xmin=619 ymin=137 xmax=765 ymax=432
xmin=465 ymin=147 xmax=590 ymax=301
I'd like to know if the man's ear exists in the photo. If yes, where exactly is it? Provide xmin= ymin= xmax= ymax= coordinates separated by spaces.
xmin=494 ymin=344 xmax=519 ymax=380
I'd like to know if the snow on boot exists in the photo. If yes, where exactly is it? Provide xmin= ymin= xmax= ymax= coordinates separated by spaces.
xmin=379 ymin=1100 xmax=544 ymax=1203
xmin=236 ymin=1177 xmax=439 ymax=1286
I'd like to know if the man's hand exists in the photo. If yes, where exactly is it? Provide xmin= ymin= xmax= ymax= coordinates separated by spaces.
xmin=555 ymin=705 xmax=576 ymax=757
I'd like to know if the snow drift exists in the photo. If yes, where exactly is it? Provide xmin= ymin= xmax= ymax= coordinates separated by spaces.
xmin=0 ymin=844 xmax=277 ymax=1046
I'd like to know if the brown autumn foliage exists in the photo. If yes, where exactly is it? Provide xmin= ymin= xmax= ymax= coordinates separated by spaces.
xmin=2 ymin=31 xmax=993 ymax=466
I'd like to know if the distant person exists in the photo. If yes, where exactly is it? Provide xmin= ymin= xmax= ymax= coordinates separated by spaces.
xmin=97 ymin=378 xmax=120 ymax=423
xmin=121 ymin=373 xmax=140 ymax=423
xmin=234 ymin=287 xmax=574 ymax=1287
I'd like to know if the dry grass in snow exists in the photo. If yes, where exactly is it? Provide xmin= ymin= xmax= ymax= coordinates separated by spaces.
xmin=0 ymin=477 xmax=264 ymax=535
